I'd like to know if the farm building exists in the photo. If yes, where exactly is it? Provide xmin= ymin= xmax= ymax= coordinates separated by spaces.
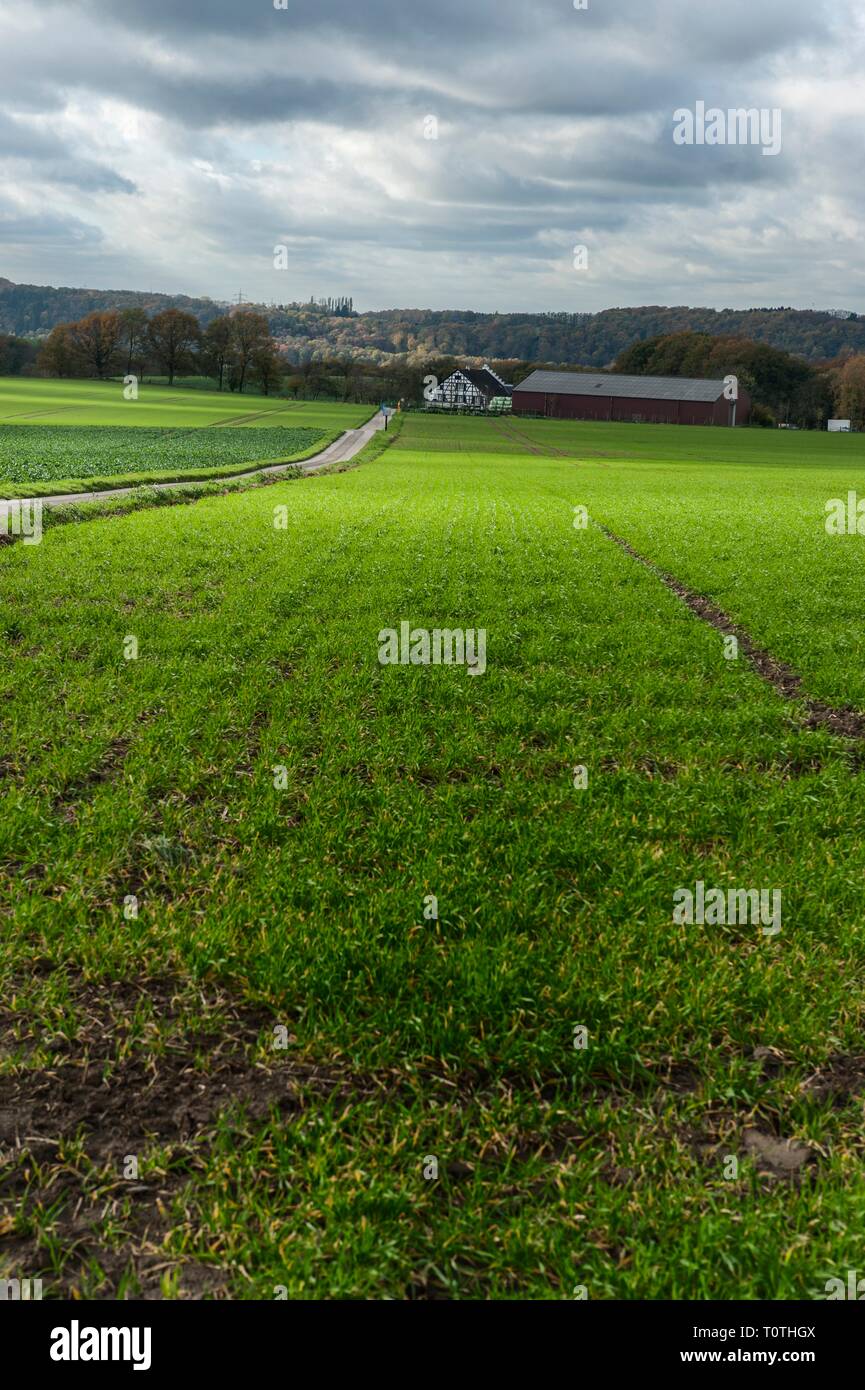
xmin=511 ymin=370 xmax=750 ymax=426
xmin=429 ymin=364 xmax=512 ymax=411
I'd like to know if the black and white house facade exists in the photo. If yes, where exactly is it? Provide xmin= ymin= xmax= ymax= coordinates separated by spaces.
xmin=428 ymin=364 xmax=513 ymax=411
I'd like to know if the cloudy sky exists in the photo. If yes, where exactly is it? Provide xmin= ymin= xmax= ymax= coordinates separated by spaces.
xmin=0 ymin=0 xmax=863 ymax=313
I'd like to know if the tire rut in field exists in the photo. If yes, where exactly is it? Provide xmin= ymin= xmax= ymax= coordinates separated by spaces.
xmin=598 ymin=523 xmax=865 ymax=740
xmin=490 ymin=420 xmax=549 ymax=455
xmin=208 ymin=409 xmax=281 ymax=428
xmin=503 ymin=421 xmax=573 ymax=457
xmin=492 ymin=419 xmax=611 ymax=463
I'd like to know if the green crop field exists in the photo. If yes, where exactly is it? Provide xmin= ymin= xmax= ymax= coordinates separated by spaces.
xmin=0 ymin=426 xmax=329 ymax=488
xmin=0 ymin=380 xmax=375 ymax=496
xmin=3 ymin=407 xmax=865 ymax=1301
xmin=0 ymin=378 xmax=374 ymax=431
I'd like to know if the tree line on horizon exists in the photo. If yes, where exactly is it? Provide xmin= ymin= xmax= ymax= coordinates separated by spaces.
xmin=1 ymin=314 xmax=864 ymax=427
xmin=263 ymin=304 xmax=865 ymax=370
xmin=611 ymin=331 xmax=865 ymax=429
xmin=33 ymin=308 xmax=285 ymax=394
xmin=2 ymin=277 xmax=865 ymax=366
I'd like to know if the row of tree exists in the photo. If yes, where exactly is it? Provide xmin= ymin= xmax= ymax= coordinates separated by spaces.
xmin=264 ymin=304 xmax=865 ymax=369
xmin=21 ymin=321 xmax=483 ymax=407
xmin=612 ymin=331 xmax=864 ymax=428
xmin=0 ymin=333 xmax=39 ymax=376
xmin=36 ymin=308 xmax=285 ymax=394
xmin=8 ymin=314 xmax=865 ymax=426
xmin=4 ymin=276 xmax=865 ymax=367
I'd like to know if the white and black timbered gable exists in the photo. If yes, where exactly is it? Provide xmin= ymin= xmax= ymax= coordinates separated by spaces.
xmin=431 ymin=364 xmax=512 ymax=409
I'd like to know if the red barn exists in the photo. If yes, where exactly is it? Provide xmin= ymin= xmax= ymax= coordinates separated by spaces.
xmin=511 ymin=370 xmax=750 ymax=426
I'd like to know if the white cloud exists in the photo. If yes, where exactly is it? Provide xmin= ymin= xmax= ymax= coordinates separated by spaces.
xmin=0 ymin=0 xmax=861 ymax=312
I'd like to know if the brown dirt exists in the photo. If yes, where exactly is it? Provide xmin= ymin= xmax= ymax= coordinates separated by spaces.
xmin=52 ymin=737 xmax=131 ymax=815
xmin=600 ymin=525 xmax=865 ymax=740
xmin=0 ymin=974 xmax=362 ymax=1150
xmin=0 ymin=973 xmax=365 ymax=1298
xmin=742 ymin=1128 xmax=815 ymax=1178
xmin=800 ymin=1054 xmax=865 ymax=1104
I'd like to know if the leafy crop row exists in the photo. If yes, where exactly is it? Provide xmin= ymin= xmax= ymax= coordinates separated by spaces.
xmin=0 ymin=424 xmax=324 ymax=483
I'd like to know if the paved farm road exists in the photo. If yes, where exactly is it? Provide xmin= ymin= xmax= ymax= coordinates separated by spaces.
xmin=37 ymin=410 xmax=387 ymax=510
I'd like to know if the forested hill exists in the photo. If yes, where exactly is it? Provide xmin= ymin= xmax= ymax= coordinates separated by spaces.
xmin=1 ymin=277 xmax=862 ymax=365
xmin=309 ymin=306 xmax=865 ymax=367
xmin=0 ymin=279 xmax=225 ymax=337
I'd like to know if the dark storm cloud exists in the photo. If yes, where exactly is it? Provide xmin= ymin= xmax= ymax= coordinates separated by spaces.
xmin=11 ymin=0 xmax=838 ymax=130
xmin=72 ymin=0 xmax=830 ymax=61
xmin=0 ymin=0 xmax=859 ymax=310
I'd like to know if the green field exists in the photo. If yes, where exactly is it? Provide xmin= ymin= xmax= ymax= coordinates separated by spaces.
xmin=3 ymin=409 xmax=865 ymax=1300
xmin=0 ymin=380 xmax=374 ymax=496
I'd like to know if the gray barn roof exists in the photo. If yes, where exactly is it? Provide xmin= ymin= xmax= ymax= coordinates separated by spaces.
xmin=513 ymin=370 xmax=727 ymax=403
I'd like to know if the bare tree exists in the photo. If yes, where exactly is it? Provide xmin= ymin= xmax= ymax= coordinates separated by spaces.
xmin=147 ymin=309 xmax=200 ymax=386
xmin=229 ymin=311 xmax=270 ymax=393
xmin=202 ymin=315 xmax=234 ymax=391
xmin=119 ymin=307 xmax=150 ymax=377
xmin=69 ymin=311 xmax=123 ymax=379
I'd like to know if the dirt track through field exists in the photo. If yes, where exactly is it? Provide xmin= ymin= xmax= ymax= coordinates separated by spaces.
xmin=491 ymin=420 xmax=548 ymax=454
xmin=208 ymin=408 xmax=288 ymax=428
xmin=491 ymin=420 xmax=568 ymax=456
xmin=491 ymin=418 xmax=612 ymax=463
xmin=0 ymin=405 xmax=83 ymax=422
xmin=598 ymin=522 xmax=865 ymax=740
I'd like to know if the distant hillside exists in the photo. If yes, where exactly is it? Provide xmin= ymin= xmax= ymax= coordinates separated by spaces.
xmin=291 ymin=305 xmax=865 ymax=368
xmin=1 ymin=277 xmax=863 ymax=365
xmin=0 ymin=279 xmax=227 ymax=338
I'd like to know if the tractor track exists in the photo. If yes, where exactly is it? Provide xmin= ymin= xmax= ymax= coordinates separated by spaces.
xmin=598 ymin=521 xmax=865 ymax=741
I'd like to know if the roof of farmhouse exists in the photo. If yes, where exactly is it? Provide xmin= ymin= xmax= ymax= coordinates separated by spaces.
xmin=456 ymin=367 xmax=511 ymax=394
xmin=514 ymin=371 xmax=729 ymax=403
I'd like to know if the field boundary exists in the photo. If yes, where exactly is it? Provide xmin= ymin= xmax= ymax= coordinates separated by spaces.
xmin=0 ymin=427 xmax=348 ymax=501
xmin=7 ymin=413 xmax=385 ymax=508
xmin=0 ymin=410 xmax=396 ymax=540
xmin=597 ymin=521 xmax=865 ymax=740
xmin=0 ymin=391 xmax=380 ymax=498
